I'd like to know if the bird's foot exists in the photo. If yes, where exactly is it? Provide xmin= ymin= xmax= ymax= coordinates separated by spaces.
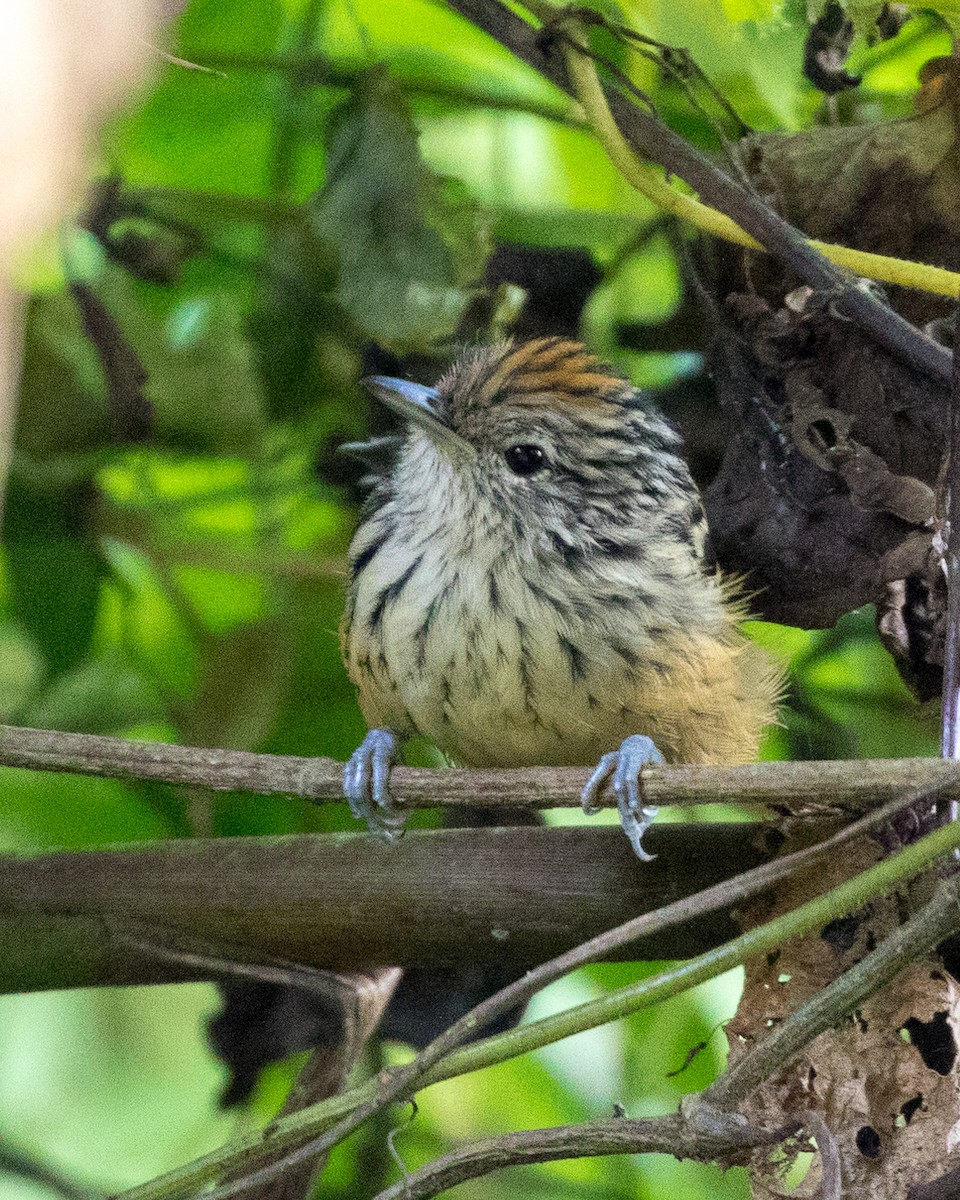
xmin=343 ymin=728 xmax=406 ymax=844
xmin=581 ymin=734 xmax=665 ymax=862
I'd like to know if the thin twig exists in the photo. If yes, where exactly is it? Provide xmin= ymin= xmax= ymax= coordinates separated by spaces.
xmin=803 ymin=1111 xmax=841 ymax=1200
xmin=112 ymin=922 xmax=395 ymax=998
xmin=615 ymin=27 xmax=753 ymax=137
xmin=2 ymin=723 xmax=960 ymax=815
xmin=69 ymin=283 xmax=153 ymax=442
xmin=554 ymin=6 xmax=960 ymax=301
xmin=175 ymin=50 xmax=582 ymax=123
xmin=119 ymin=799 xmax=960 ymax=1200
xmin=942 ymin=304 xmax=960 ymax=822
xmin=558 ymin=10 xmax=756 ymax=186
xmin=367 ymin=1110 xmax=781 ymax=1200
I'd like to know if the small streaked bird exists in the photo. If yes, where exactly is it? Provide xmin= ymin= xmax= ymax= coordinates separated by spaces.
xmin=340 ymin=338 xmax=782 ymax=859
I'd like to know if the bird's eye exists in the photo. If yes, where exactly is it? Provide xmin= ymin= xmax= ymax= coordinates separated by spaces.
xmin=504 ymin=444 xmax=547 ymax=477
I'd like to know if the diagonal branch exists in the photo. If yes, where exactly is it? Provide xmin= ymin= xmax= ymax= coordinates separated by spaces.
xmin=702 ymin=873 xmax=960 ymax=1110
xmin=444 ymin=0 xmax=953 ymax=384
xmin=217 ymin=845 xmax=960 ymax=1200
xmin=550 ymin=7 xmax=960 ymax=298
xmin=118 ymin=807 xmax=960 ymax=1200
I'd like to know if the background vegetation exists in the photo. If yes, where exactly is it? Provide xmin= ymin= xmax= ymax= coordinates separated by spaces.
xmin=0 ymin=0 xmax=949 ymax=1197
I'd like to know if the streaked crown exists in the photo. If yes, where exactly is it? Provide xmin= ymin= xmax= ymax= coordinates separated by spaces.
xmin=440 ymin=337 xmax=625 ymax=417
xmin=358 ymin=337 xmax=707 ymax=569
xmin=438 ymin=338 xmax=695 ymax=504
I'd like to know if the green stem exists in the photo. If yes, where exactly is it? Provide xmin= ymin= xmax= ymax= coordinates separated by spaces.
xmin=178 ymin=51 xmax=578 ymax=122
xmin=437 ymin=816 xmax=960 ymax=1072
xmin=129 ymin=187 xmax=300 ymax=228
xmin=117 ymin=814 xmax=960 ymax=1200
xmin=705 ymin=874 xmax=960 ymax=1109
xmin=556 ymin=8 xmax=960 ymax=299
xmin=270 ymin=0 xmax=327 ymax=200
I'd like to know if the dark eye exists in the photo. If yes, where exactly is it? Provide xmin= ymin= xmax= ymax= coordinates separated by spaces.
xmin=504 ymin=444 xmax=546 ymax=477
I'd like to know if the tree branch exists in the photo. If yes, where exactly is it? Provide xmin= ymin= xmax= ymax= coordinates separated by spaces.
xmin=367 ymin=1110 xmax=779 ymax=1200
xmin=0 ymin=824 xmax=774 ymax=991
xmin=444 ymin=0 xmax=952 ymax=385
xmin=122 ymin=809 xmax=960 ymax=1200
xmin=1 ymin=722 xmax=959 ymax=816
xmin=175 ymin=50 xmax=581 ymax=124
xmin=703 ymin=874 xmax=960 ymax=1110
xmin=553 ymin=10 xmax=960 ymax=300
xmin=224 ymin=834 xmax=960 ymax=1200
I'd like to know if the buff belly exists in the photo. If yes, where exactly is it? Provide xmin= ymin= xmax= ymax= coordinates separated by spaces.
xmin=351 ymin=566 xmax=718 ymax=768
xmin=346 ymin=526 xmax=780 ymax=771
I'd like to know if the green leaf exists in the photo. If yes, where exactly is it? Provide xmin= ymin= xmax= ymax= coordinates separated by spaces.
xmin=0 ymin=769 xmax=167 ymax=852
xmin=92 ymin=267 xmax=266 ymax=452
xmin=309 ymin=68 xmax=492 ymax=350
xmin=720 ymin=0 xmax=779 ymax=20
xmin=919 ymin=0 xmax=960 ymax=21
xmin=4 ymin=486 xmax=105 ymax=681
xmin=22 ymin=655 xmax=164 ymax=735
xmin=16 ymin=290 xmax=112 ymax=463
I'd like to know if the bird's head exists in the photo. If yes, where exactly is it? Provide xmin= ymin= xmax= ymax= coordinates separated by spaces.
xmin=362 ymin=338 xmax=705 ymax=568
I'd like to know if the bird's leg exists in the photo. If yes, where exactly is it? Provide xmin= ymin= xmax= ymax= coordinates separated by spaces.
xmin=581 ymin=734 xmax=665 ymax=862
xmin=343 ymin=728 xmax=407 ymax=843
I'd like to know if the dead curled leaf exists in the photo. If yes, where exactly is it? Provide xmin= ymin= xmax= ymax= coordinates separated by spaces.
xmin=704 ymin=288 xmax=948 ymax=632
xmin=705 ymin=60 xmax=960 ymax=690
xmin=786 ymin=386 xmax=936 ymax=527
xmin=709 ymin=67 xmax=960 ymax=1191
xmin=877 ymin=567 xmax=946 ymax=702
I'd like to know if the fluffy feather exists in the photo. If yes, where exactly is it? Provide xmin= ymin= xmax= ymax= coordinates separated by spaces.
xmin=342 ymin=338 xmax=782 ymax=772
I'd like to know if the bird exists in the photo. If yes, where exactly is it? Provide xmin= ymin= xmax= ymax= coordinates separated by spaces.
xmin=340 ymin=337 xmax=782 ymax=860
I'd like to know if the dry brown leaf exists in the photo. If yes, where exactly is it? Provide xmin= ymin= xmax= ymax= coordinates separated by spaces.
xmin=729 ymin=836 xmax=960 ymax=1196
xmin=706 ymin=53 xmax=960 ymax=685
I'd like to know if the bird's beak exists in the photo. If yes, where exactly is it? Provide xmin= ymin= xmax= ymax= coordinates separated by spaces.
xmin=362 ymin=376 xmax=474 ymax=459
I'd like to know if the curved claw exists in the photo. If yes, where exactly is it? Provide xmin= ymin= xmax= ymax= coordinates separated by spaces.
xmin=343 ymin=728 xmax=406 ymax=844
xmin=580 ymin=734 xmax=665 ymax=863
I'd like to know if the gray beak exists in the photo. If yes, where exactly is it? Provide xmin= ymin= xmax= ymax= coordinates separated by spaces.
xmin=362 ymin=376 xmax=473 ymax=458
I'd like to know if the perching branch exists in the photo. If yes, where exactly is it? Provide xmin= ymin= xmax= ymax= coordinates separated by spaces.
xmin=2 ymin=722 xmax=960 ymax=816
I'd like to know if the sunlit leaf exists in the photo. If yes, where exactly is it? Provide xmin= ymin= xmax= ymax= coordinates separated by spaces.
xmin=720 ymin=0 xmax=779 ymax=18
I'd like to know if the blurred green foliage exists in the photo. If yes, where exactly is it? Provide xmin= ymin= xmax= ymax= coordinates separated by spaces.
xmin=0 ymin=1 xmax=945 ymax=1198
